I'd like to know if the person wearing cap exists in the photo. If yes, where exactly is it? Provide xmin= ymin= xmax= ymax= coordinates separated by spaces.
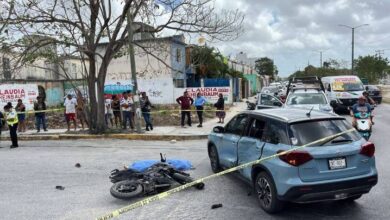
xmin=34 ymin=96 xmax=48 ymax=132
xmin=350 ymin=96 xmax=372 ymax=128
xmin=4 ymin=103 xmax=19 ymax=148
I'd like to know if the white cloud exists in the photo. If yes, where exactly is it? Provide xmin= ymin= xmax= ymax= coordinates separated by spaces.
xmin=205 ymin=0 xmax=390 ymax=76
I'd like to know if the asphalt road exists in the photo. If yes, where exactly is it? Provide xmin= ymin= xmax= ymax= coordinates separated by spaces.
xmin=0 ymin=104 xmax=390 ymax=220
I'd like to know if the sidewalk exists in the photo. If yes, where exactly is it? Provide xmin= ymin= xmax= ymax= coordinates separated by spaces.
xmin=0 ymin=101 xmax=248 ymax=141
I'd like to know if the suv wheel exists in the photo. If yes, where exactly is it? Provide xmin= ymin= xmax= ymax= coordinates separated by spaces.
xmin=209 ymin=145 xmax=221 ymax=173
xmin=255 ymin=172 xmax=284 ymax=213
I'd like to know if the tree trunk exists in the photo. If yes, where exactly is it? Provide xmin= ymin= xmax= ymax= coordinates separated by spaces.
xmin=88 ymin=58 xmax=99 ymax=133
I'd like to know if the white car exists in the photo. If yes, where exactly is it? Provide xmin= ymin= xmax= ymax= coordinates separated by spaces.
xmin=256 ymin=89 xmax=333 ymax=113
xmin=284 ymin=89 xmax=333 ymax=113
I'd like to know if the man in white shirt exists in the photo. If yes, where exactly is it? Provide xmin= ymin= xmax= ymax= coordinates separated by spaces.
xmin=64 ymin=94 xmax=77 ymax=131
xmin=120 ymin=92 xmax=134 ymax=130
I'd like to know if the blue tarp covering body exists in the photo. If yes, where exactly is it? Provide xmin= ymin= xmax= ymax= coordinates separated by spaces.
xmin=130 ymin=159 xmax=193 ymax=172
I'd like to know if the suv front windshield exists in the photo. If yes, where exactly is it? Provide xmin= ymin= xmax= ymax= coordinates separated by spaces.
xmin=289 ymin=119 xmax=361 ymax=146
xmin=287 ymin=93 xmax=327 ymax=105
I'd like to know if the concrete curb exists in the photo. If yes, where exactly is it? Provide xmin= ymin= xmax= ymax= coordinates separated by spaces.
xmin=0 ymin=133 xmax=208 ymax=141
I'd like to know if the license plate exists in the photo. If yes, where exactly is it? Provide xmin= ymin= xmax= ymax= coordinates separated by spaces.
xmin=328 ymin=158 xmax=346 ymax=170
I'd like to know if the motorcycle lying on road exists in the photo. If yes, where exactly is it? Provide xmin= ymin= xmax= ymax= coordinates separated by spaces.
xmin=109 ymin=154 xmax=205 ymax=200
xmin=354 ymin=112 xmax=372 ymax=141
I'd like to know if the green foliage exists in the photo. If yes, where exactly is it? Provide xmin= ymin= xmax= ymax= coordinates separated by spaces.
xmin=255 ymin=57 xmax=275 ymax=76
xmin=355 ymin=55 xmax=389 ymax=84
xmin=191 ymin=46 xmax=230 ymax=78
xmin=289 ymin=56 xmax=390 ymax=83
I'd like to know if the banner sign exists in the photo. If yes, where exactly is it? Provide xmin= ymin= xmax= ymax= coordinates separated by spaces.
xmin=185 ymin=87 xmax=231 ymax=102
xmin=0 ymin=84 xmax=39 ymax=110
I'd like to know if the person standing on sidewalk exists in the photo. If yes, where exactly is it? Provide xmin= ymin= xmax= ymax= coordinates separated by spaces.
xmin=140 ymin=92 xmax=153 ymax=131
xmin=15 ymin=99 xmax=27 ymax=132
xmin=121 ymin=92 xmax=134 ymax=130
xmin=214 ymin=93 xmax=225 ymax=123
xmin=64 ymin=94 xmax=77 ymax=131
xmin=76 ymin=91 xmax=89 ymax=130
xmin=34 ymin=96 xmax=48 ymax=132
xmin=194 ymin=92 xmax=207 ymax=127
xmin=176 ymin=91 xmax=194 ymax=128
xmin=4 ymin=103 xmax=19 ymax=148
xmin=105 ymin=97 xmax=114 ymax=127
xmin=112 ymin=95 xmax=122 ymax=128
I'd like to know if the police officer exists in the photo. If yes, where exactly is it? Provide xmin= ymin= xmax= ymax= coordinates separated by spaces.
xmin=4 ymin=103 xmax=19 ymax=148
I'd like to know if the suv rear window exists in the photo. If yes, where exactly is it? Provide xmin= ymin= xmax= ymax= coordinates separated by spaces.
xmin=287 ymin=93 xmax=327 ymax=105
xmin=289 ymin=119 xmax=361 ymax=146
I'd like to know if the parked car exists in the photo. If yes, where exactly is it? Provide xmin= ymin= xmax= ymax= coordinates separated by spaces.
xmin=256 ymin=89 xmax=333 ymax=113
xmin=285 ymin=89 xmax=333 ymax=113
xmin=208 ymin=108 xmax=377 ymax=213
xmin=365 ymin=85 xmax=382 ymax=104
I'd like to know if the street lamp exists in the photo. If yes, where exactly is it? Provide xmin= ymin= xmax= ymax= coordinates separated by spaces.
xmin=338 ymin=24 xmax=369 ymax=74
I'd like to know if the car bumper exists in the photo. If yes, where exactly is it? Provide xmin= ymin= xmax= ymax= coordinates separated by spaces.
xmin=278 ymin=174 xmax=378 ymax=203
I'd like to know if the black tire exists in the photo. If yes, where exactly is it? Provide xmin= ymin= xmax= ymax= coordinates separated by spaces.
xmin=110 ymin=180 xmax=143 ymax=200
xmin=254 ymin=172 xmax=284 ymax=213
xmin=209 ymin=145 xmax=221 ymax=173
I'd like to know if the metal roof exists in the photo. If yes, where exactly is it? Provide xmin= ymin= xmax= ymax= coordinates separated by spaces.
xmin=242 ymin=108 xmax=342 ymax=123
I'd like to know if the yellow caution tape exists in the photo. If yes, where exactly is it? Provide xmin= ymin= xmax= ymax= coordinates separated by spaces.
xmin=95 ymin=128 xmax=355 ymax=220
xmin=15 ymin=108 xmax=65 ymax=115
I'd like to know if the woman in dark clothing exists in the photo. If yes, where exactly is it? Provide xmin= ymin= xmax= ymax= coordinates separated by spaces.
xmin=111 ymin=95 xmax=122 ymax=128
xmin=214 ymin=93 xmax=226 ymax=124
xmin=140 ymin=92 xmax=153 ymax=131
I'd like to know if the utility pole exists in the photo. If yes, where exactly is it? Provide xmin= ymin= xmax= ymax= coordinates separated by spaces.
xmin=338 ymin=24 xmax=369 ymax=75
xmin=375 ymin=50 xmax=384 ymax=58
xmin=126 ymin=10 xmax=142 ymax=133
xmin=320 ymin=51 xmax=323 ymax=68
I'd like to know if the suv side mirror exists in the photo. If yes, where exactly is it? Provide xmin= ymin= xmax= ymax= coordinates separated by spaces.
xmin=213 ymin=126 xmax=225 ymax=133
xmin=365 ymin=86 xmax=369 ymax=91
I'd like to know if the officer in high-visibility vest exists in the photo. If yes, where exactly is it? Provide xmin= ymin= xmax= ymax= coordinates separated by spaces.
xmin=4 ymin=103 xmax=19 ymax=148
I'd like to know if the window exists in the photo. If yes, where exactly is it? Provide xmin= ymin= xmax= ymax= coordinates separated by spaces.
xmin=289 ymin=119 xmax=361 ymax=146
xmin=225 ymin=114 xmax=249 ymax=136
xmin=176 ymin=48 xmax=182 ymax=63
xmin=248 ymin=119 xmax=266 ymax=140
xmin=173 ymin=79 xmax=185 ymax=88
xmin=3 ymin=57 xmax=11 ymax=79
xmin=287 ymin=93 xmax=327 ymax=105
xmin=262 ymin=120 xmax=288 ymax=145
xmin=260 ymin=94 xmax=280 ymax=106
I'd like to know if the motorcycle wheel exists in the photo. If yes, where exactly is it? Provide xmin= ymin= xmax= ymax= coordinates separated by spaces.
xmin=110 ymin=180 xmax=143 ymax=199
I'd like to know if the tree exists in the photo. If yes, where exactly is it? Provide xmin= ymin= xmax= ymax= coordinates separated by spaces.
xmin=190 ymin=46 xmax=229 ymax=78
xmin=255 ymin=57 xmax=274 ymax=76
xmin=1 ymin=0 xmax=244 ymax=133
xmin=355 ymin=55 xmax=389 ymax=84
xmin=255 ymin=57 xmax=276 ymax=85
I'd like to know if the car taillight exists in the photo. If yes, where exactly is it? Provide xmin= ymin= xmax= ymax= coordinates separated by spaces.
xmin=360 ymin=142 xmax=375 ymax=157
xmin=278 ymin=150 xmax=313 ymax=166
